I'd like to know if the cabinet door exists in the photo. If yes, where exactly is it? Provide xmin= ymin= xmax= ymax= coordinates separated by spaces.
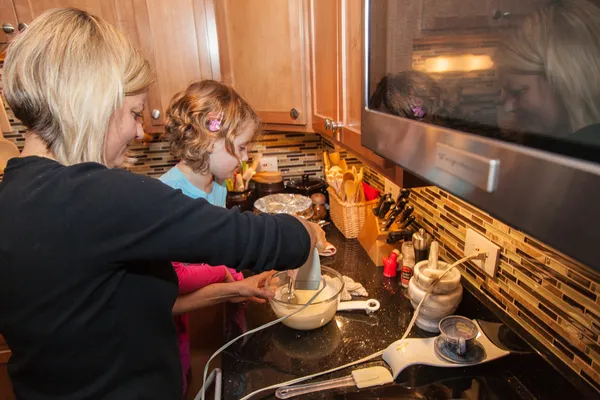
xmin=421 ymin=0 xmax=499 ymax=31
xmin=0 ymin=0 xmax=19 ymax=52
xmin=130 ymin=0 xmax=218 ymax=131
xmin=310 ymin=0 xmax=340 ymax=136
xmin=216 ymin=0 xmax=308 ymax=127
xmin=339 ymin=0 xmax=392 ymax=171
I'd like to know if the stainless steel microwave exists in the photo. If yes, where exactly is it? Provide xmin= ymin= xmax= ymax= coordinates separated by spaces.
xmin=361 ymin=0 xmax=600 ymax=271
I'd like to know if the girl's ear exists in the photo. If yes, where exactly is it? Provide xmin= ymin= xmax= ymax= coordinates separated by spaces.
xmin=207 ymin=141 xmax=215 ymax=153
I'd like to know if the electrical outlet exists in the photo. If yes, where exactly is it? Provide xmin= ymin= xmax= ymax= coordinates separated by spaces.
xmin=258 ymin=156 xmax=278 ymax=172
xmin=465 ymin=229 xmax=500 ymax=277
xmin=384 ymin=178 xmax=400 ymax=200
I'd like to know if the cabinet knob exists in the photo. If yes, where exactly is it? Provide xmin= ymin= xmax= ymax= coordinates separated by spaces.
xmin=18 ymin=23 xmax=28 ymax=32
xmin=151 ymin=109 xmax=161 ymax=120
xmin=290 ymin=108 xmax=300 ymax=120
xmin=492 ymin=10 xmax=502 ymax=20
xmin=325 ymin=119 xmax=343 ymax=132
xmin=2 ymin=23 xmax=14 ymax=34
xmin=502 ymin=11 xmax=511 ymax=19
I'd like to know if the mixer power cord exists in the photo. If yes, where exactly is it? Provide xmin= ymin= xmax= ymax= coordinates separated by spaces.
xmin=198 ymin=251 xmax=486 ymax=400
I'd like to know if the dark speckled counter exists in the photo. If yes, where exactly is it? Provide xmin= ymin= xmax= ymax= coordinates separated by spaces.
xmin=221 ymin=227 xmax=596 ymax=399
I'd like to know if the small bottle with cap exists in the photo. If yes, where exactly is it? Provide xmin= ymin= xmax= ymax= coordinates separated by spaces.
xmin=400 ymin=241 xmax=415 ymax=288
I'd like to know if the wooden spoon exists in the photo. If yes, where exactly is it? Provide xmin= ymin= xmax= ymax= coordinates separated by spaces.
xmin=354 ymin=167 xmax=364 ymax=202
xmin=345 ymin=181 xmax=357 ymax=203
xmin=329 ymin=152 xmax=341 ymax=166
xmin=339 ymin=159 xmax=348 ymax=172
xmin=339 ymin=180 xmax=348 ymax=201
xmin=323 ymin=151 xmax=331 ymax=173
xmin=342 ymin=170 xmax=355 ymax=183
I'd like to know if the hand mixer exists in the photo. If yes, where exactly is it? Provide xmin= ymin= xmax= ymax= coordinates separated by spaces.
xmin=282 ymin=248 xmax=322 ymax=303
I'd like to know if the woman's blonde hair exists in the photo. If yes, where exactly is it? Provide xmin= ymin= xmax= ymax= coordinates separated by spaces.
xmin=2 ymin=8 xmax=153 ymax=166
xmin=164 ymin=80 xmax=260 ymax=173
xmin=495 ymin=0 xmax=600 ymax=132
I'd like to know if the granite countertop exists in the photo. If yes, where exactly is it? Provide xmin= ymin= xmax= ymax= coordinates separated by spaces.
xmin=221 ymin=227 xmax=595 ymax=399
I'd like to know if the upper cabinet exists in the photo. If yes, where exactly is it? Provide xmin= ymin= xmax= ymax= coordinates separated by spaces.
xmin=309 ymin=0 xmax=395 ymax=173
xmin=0 ymin=0 xmax=19 ymax=50
xmin=5 ymin=0 xmax=220 ymax=133
xmin=215 ymin=0 xmax=311 ymax=130
xmin=310 ymin=0 xmax=340 ymax=137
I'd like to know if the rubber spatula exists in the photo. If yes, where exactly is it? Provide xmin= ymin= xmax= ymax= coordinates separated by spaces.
xmin=275 ymin=366 xmax=393 ymax=399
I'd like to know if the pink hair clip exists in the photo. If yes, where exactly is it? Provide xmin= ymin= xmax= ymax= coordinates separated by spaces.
xmin=207 ymin=112 xmax=223 ymax=132
xmin=412 ymin=105 xmax=425 ymax=118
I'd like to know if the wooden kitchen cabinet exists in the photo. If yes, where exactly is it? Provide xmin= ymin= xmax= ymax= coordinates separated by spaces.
xmin=309 ymin=0 xmax=396 ymax=176
xmin=339 ymin=0 xmax=395 ymax=174
xmin=8 ymin=0 xmax=220 ymax=133
xmin=310 ymin=0 xmax=340 ymax=137
xmin=0 ymin=0 xmax=18 ymax=52
xmin=215 ymin=0 xmax=311 ymax=130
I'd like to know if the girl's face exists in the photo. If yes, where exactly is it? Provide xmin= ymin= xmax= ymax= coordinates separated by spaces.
xmin=105 ymin=93 xmax=147 ymax=167
xmin=209 ymin=120 xmax=256 ymax=181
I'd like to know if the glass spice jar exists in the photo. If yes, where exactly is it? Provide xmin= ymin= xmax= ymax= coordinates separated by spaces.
xmin=311 ymin=192 xmax=327 ymax=220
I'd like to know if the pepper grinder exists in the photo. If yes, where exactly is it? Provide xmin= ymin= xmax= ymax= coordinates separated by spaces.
xmin=412 ymin=228 xmax=432 ymax=264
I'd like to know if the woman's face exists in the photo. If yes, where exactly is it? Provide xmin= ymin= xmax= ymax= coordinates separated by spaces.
xmin=104 ymin=93 xmax=147 ymax=168
xmin=499 ymin=72 xmax=569 ymax=136
xmin=209 ymin=120 xmax=256 ymax=182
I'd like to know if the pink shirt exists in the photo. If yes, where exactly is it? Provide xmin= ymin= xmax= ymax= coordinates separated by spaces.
xmin=173 ymin=262 xmax=243 ymax=393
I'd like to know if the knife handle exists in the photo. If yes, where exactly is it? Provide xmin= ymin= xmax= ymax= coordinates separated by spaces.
xmin=383 ymin=208 xmax=401 ymax=231
xmin=400 ymin=215 xmax=416 ymax=230
xmin=398 ymin=205 xmax=414 ymax=223
xmin=386 ymin=229 xmax=413 ymax=244
xmin=397 ymin=188 xmax=411 ymax=202
xmin=378 ymin=199 xmax=394 ymax=219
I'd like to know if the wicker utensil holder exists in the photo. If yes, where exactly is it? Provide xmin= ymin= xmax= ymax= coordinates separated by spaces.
xmin=328 ymin=187 xmax=378 ymax=238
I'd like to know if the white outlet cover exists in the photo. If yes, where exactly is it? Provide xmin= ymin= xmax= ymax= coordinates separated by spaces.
xmin=258 ymin=156 xmax=278 ymax=172
xmin=465 ymin=229 xmax=500 ymax=278
xmin=384 ymin=178 xmax=400 ymax=199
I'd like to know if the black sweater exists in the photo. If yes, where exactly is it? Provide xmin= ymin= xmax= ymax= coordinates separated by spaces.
xmin=0 ymin=157 xmax=310 ymax=400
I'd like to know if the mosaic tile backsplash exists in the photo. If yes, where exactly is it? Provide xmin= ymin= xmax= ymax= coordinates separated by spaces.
xmin=407 ymin=186 xmax=600 ymax=392
xmin=126 ymin=130 xmax=324 ymax=182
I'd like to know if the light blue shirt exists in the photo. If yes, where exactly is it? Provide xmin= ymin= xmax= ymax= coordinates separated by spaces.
xmin=159 ymin=165 xmax=227 ymax=207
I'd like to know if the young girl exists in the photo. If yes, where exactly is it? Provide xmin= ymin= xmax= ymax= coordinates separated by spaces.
xmin=159 ymin=80 xmax=265 ymax=394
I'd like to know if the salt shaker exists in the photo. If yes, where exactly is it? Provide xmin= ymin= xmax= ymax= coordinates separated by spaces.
xmin=311 ymin=193 xmax=327 ymax=220
xmin=400 ymin=241 xmax=415 ymax=288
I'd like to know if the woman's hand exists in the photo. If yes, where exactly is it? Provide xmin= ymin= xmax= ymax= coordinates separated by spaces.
xmin=227 ymin=270 xmax=277 ymax=304
xmin=297 ymin=217 xmax=327 ymax=253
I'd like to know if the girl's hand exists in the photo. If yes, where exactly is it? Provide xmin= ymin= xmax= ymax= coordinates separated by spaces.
xmin=228 ymin=270 xmax=277 ymax=304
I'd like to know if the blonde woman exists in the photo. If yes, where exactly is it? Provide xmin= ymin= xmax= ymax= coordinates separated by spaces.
xmin=495 ymin=0 xmax=600 ymax=146
xmin=0 ymin=8 xmax=325 ymax=400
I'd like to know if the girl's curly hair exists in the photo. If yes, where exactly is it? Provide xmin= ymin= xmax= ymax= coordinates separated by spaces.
xmin=164 ymin=80 xmax=260 ymax=173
